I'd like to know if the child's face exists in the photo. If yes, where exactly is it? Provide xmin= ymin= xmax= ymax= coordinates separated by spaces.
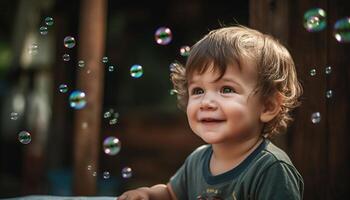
xmin=186 ymin=61 xmax=264 ymax=144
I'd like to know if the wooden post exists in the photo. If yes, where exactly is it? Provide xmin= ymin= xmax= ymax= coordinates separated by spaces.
xmin=73 ymin=0 xmax=107 ymax=195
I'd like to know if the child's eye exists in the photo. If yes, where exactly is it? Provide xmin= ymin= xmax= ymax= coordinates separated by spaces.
xmin=191 ymin=87 xmax=204 ymax=95
xmin=220 ymin=86 xmax=235 ymax=94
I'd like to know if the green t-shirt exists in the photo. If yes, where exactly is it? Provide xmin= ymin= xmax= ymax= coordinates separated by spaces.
xmin=169 ymin=139 xmax=304 ymax=200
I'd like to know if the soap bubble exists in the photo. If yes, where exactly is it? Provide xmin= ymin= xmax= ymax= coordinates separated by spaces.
xmin=45 ymin=17 xmax=54 ymax=26
xmin=18 ymin=131 xmax=31 ymax=144
xmin=78 ymin=60 xmax=85 ymax=68
xmin=179 ymin=45 xmax=190 ymax=57
xmin=326 ymin=90 xmax=333 ymax=98
xmin=59 ymin=84 xmax=68 ymax=93
xmin=325 ymin=66 xmax=332 ymax=74
xmin=103 ymin=136 xmax=121 ymax=156
xmin=28 ymin=43 xmax=38 ymax=55
xmin=102 ymin=56 xmax=108 ymax=63
xmin=69 ymin=90 xmax=87 ymax=109
xmin=311 ymin=112 xmax=321 ymax=124
xmin=63 ymin=36 xmax=76 ymax=48
xmin=10 ymin=112 xmax=19 ymax=120
xmin=334 ymin=17 xmax=350 ymax=43
xmin=155 ymin=27 xmax=172 ymax=45
xmin=108 ymin=65 xmax=114 ymax=72
xmin=303 ymin=8 xmax=327 ymax=32
xmin=103 ymin=171 xmax=110 ymax=179
xmin=310 ymin=69 xmax=316 ymax=76
xmin=39 ymin=26 xmax=48 ymax=35
xmin=62 ymin=54 xmax=70 ymax=61
xmin=121 ymin=167 xmax=132 ymax=179
xmin=130 ymin=64 xmax=143 ymax=78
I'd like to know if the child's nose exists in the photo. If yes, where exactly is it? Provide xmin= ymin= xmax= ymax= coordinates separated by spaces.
xmin=200 ymin=94 xmax=218 ymax=110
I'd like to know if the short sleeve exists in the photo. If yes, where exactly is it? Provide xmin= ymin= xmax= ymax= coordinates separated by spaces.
xmin=169 ymin=159 xmax=188 ymax=200
xmin=255 ymin=162 xmax=304 ymax=200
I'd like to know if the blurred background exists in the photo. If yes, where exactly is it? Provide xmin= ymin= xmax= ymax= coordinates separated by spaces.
xmin=0 ymin=0 xmax=349 ymax=199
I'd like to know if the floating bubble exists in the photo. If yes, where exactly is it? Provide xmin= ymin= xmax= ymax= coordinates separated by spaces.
xmin=45 ymin=17 xmax=54 ymax=26
xmin=103 ymin=171 xmax=110 ymax=179
xmin=303 ymin=8 xmax=327 ymax=32
xmin=87 ymin=165 xmax=92 ymax=171
xmin=102 ymin=56 xmax=108 ymax=63
xmin=170 ymin=89 xmax=178 ymax=95
xmin=18 ymin=131 xmax=31 ymax=144
xmin=180 ymin=45 xmax=190 ymax=57
xmin=334 ymin=17 xmax=350 ymax=43
xmin=103 ymin=136 xmax=121 ymax=156
xmin=325 ymin=66 xmax=332 ymax=74
xmin=311 ymin=112 xmax=321 ymax=124
xmin=104 ymin=111 xmax=112 ymax=118
xmin=326 ymin=90 xmax=333 ymax=98
xmin=69 ymin=90 xmax=87 ymax=109
xmin=63 ymin=53 xmax=70 ymax=61
xmin=169 ymin=62 xmax=179 ymax=72
xmin=108 ymin=65 xmax=114 ymax=72
xmin=310 ymin=69 xmax=316 ymax=76
xmin=78 ymin=60 xmax=85 ymax=68
xmin=121 ymin=167 xmax=132 ymax=179
xmin=130 ymin=64 xmax=143 ymax=78
xmin=59 ymin=84 xmax=68 ymax=93
xmin=28 ymin=43 xmax=38 ymax=55
xmin=109 ymin=118 xmax=117 ymax=125
xmin=92 ymin=171 xmax=97 ymax=177
xmin=10 ymin=112 xmax=19 ymax=120
xmin=155 ymin=27 xmax=172 ymax=45
xmin=113 ymin=112 xmax=119 ymax=118
xmin=39 ymin=26 xmax=48 ymax=35
xmin=64 ymin=36 xmax=76 ymax=48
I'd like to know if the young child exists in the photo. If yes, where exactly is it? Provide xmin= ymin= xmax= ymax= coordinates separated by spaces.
xmin=118 ymin=25 xmax=304 ymax=200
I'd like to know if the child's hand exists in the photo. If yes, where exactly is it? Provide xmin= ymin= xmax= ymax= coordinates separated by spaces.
xmin=118 ymin=187 xmax=151 ymax=200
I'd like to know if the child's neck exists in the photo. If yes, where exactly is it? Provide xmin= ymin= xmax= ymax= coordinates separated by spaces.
xmin=210 ymin=136 xmax=263 ymax=176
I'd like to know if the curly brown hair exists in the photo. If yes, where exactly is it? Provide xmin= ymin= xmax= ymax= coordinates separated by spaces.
xmin=170 ymin=25 xmax=303 ymax=138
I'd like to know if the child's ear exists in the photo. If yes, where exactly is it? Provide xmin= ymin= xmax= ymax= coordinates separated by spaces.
xmin=260 ymin=92 xmax=283 ymax=123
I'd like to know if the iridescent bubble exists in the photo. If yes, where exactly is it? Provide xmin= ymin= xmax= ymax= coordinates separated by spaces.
xmin=103 ymin=171 xmax=110 ymax=179
xmin=78 ymin=60 xmax=85 ymax=68
xmin=179 ymin=45 xmax=190 ymax=57
xmin=311 ymin=112 xmax=321 ymax=124
xmin=87 ymin=165 xmax=92 ymax=171
xmin=102 ymin=56 xmax=108 ymax=63
xmin=39 ymin=26 xmax=48 ymax=35
xmin=104 ymin=111 xmax=112 ymax=118
xmin=155 ymin=27 xmax=172 ymax=45
xmin=108 ymin=65 xmax=114 ymax=72
xmin=10 ymin=112 xmax=19 ymax=120
xmin=303 ymin=8 xmax=327 ymax=32
xmin=310 ymin=69 xmax=316 ymax=76
xmin=18 ymin=131 xmax=31 ymax=144
xmin=45 ymin=17 xmax=54 ymax=26
xmin=69 ymin=90 xmax=87 ymax=110
xmin=169 ymin=62 xmax=178 ymax=72
xmin=59 ymin=84 xmax=68 ymax=93
xmin=325 ymin=66 xmax=332 ymax=74
xmin=28 ymin=43 xmax=38 ymax=55
xmin=63 ymin=53 xmax=70 ymax=61
xmin=63 ymin=36 xmax=76 ymax=48
xmin=103 ymin=136 xmax=121 ymax=156
xmin=130 ymin=64 xmax=143 ymax=78
xmin=109 ymin=118 xmax=117 ymax=125
xmin=334 ymin=17 xmax=350 ymax=43
xmin=121 ymin=167 xmax=132 ymax=179
xmin=326 ymin=90 xmax=333 ymax=98
xmin=170 ymin=89 xmax=178 ymax=95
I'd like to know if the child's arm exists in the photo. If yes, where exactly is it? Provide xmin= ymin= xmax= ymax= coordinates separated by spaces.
xmin=118 ymin=183 xmax=178 ymax=200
